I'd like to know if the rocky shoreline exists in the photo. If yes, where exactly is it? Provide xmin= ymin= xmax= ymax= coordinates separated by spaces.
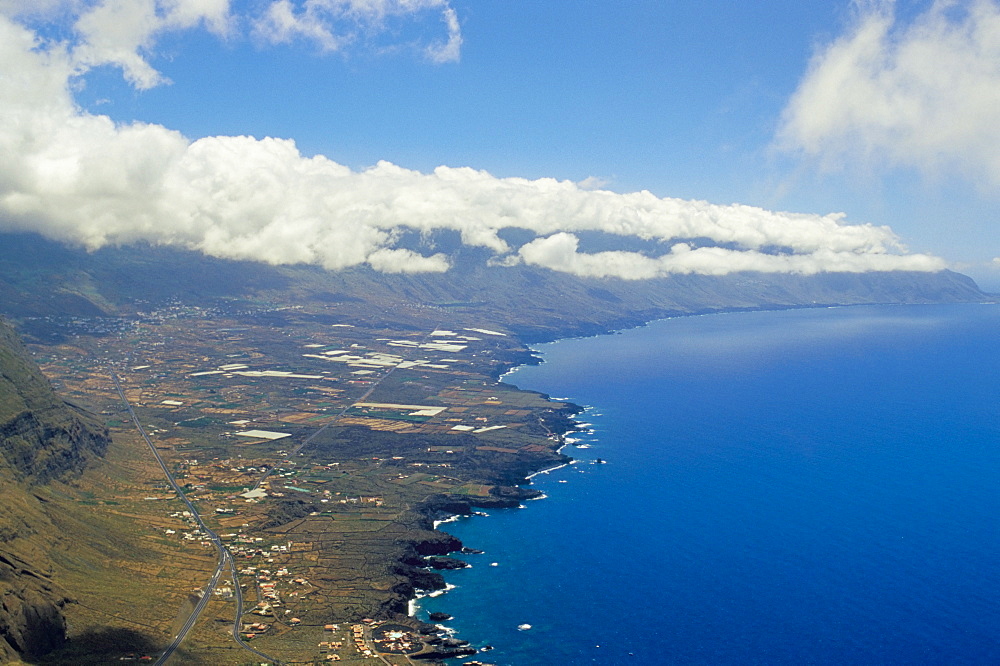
xmin=383 ymin=396 xmax=583 ymax=662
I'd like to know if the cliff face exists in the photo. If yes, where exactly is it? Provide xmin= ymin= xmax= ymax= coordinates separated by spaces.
xmin=0 ymin=319 xmax=110 ymax=661
xmin=0 ymin=551 xmax=68 ymax=661
xmin=0 ymin=320 xmax=109 ymax=484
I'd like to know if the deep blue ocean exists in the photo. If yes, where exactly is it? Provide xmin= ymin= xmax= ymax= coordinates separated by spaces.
xmin=419 ymin=303 xmax=1000 ymax=665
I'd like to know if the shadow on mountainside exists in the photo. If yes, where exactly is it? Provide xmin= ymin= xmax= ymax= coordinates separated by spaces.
xmin=33 ymin=627 xmax=160 ymax=665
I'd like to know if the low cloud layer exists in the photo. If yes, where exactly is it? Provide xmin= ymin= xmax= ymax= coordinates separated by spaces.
xmin=778 ymin=0 xmax=1000 ymax=189
xmin=0 ymin=7 xmax=946 ymax=279
xmin=519 ymin=233 xmax=941 ymax=279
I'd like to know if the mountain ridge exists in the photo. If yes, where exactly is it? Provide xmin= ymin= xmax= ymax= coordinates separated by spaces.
xmin=0 ymin=233 xmax=988 ymax=342
xmin=0 ymin=320 xmax=110 ymax=484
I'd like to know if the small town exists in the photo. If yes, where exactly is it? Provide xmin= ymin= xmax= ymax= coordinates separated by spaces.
xmin=25 ymin=300 xmax=568 ymax=664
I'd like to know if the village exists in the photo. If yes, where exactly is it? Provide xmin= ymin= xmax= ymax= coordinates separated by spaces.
xmin=26 ymin=300 xmax=566 ymax=664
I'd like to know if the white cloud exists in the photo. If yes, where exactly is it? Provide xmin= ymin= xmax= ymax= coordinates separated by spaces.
xmin=15 ymin=0 xmax=457 ymax=90
xmin=518 ymin=234 xmax=945 ymax=279
xmin=518 ymin=233 xmax=663 ymax=280
xmin=71 ymin=0 xmax=232 ymax=89
xmin=252 ymin=0 xmax=462 ymax=62
xmin=425 ymin=5 xmax=461 ymax=63
xmin=0 ymin=0 xmax=74 ymax=18
xmin=367 ymin=247 xmax=450 ymax=273
xmin=253 ymin=0 xmax=342 ymax=51
xmin=0 ymin=9 xmax=947 ymax=278
xmin=576 ymin=175 xmax=611 ymax=191
xmin=778 ymin=0 xmax=1000 ymax=189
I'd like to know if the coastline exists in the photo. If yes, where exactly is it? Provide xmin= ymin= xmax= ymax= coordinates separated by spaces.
xmin=2 ymin=234 xmax=993 ymax=664
xmin=400 ymin=305 xmax=796 ymax=656
xmin=394 ymin=371 xmax=586 ymax=660
xmin=398 ymin=301 xmax=1000 ymax=662
xmin=395 ymin=335 xmax=595 ymax=662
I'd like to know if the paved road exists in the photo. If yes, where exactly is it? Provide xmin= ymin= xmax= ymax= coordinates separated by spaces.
xmin=112 ymin=373 xmax=281 ymax=666
xmin=112 ymin=325 xmax=444 ymax=664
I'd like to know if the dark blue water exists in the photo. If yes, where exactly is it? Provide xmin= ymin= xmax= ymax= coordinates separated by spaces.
xmin=420 ymin=304 xmax=1000 ymax=665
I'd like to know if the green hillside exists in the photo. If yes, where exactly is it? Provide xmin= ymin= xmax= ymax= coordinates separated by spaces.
xmin=0 ymin=320 xmax=109 ymax=484
xmin=0 ymin=319 xmax=111 ymax=662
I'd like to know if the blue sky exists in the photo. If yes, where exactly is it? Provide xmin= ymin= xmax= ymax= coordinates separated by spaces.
xmin=80 ymin=2 xmax=839 ymax=195
xmin=2 ymin=1 xmax=998 ymax=286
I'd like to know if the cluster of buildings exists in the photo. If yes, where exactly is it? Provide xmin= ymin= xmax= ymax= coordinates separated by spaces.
xmin=351 ymin=623 xmax=375 ymax=658
xmin=33 ymin=308 xmax=552 ymax=664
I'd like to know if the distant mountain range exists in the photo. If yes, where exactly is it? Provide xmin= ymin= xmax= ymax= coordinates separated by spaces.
xmin=0 ymin=232 xmax=988 ymax=342
xmin=0 ymin=230 xmax=990 ymax=661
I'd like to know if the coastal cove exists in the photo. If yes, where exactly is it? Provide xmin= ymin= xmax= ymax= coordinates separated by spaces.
xmin=418 ymin=303 xmax=1000 ymax=665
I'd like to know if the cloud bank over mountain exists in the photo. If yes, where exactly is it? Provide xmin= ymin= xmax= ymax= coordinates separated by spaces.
xmin=0 ymin=3 xmax=946 ymax=278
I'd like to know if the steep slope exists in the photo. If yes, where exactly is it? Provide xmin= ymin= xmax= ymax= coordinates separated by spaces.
xmin=0 ymin=532 xmax=70 ymax=662
xmin=0 ymin=233 xmax=989 ymax=341
xmin=0 ymin=319 xmax=111 ymax=662
xmin=271 ymin=254 xmax=986 ymax=342
xmin=0 ymin=321 xmax=109 ymax=483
